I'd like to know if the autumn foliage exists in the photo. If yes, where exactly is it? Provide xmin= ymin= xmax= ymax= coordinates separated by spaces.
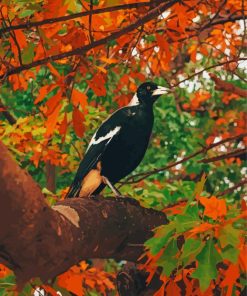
xmin=0 ymin=0 xmax=246 ymax=295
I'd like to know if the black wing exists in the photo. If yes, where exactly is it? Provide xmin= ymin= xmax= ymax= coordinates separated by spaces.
xmin=66 ymin=108 xmax=126 ymax=198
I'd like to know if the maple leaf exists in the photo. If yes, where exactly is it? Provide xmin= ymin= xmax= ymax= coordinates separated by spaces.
xmin=199 ymin=196 xmax=227 ymax=220
xmin=72 ymin=107 xmax=85 ymax=138
xmin=191 ymin=239 xmax=221 ymax=291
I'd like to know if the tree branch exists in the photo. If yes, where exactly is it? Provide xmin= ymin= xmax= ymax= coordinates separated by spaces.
xmin=0 ymin=141 xmax=167 ymax=287
xmin=216 ymin=179 xmax=247 ymax=196
xmin=0 ymin=99 xmax=17 ymax=125
xmin=0 ymin=2 xmax=151 ymax=35
xmin=0 ymin=0 xmax=178 ymax=80
xmin=120 ymin=133 xmax=247 ymax=185
xmin=199 ymin=148 xmax=247 ymax=163
xmin=210 ymin=73 xmax=247 ymax=97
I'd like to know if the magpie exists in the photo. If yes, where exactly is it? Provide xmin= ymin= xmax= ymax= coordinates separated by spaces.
xmin=66 ymin=82 xmax=169 ymax=198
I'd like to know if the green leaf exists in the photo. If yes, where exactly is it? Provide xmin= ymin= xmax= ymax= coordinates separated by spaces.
xmin=157 ymin=239 xmax=179 ymax=276
xmin=175 ymin=205 xmax=200 ymax=233
xmin=19 ymin=9 xmax=35 ymax=18
xmin=218 ymin=224 xmax=240 ymax=248
xmin=193 ymin=173 xmax=207 ymax=198
xmin=191 ymin=239 xmax=221 ymax=291
xmin=22 ymin=43 xmax=35 ymax=64
xmin=221 ymin=245 xmax=239 ymax=263
xmin=181 ymin=238 xmax=204 ymax=264
xmin=145 ymin=223 xmax=175 ymax=255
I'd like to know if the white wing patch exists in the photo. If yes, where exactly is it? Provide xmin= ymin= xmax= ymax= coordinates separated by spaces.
xmin=128 ymin=93 xmax=139 ymax=106
xmin=87 ymin=126 xmax=121 ymax=151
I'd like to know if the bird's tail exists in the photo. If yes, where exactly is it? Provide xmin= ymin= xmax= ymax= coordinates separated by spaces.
xmin=65 ymin=181 xmax=81 ymax=198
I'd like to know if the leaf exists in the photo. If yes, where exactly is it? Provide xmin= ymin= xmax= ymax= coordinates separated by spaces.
xmin=22 ymin=43 xmax=35 ymax=64
xmin=199 ymin=196 xmax=227 ymax=220
xmin=220 ymin=264 xmax=239 ymax=296
xmin=175 ymin=205 xmax=201 ymax=233
xmin=87 ymin=73 xmax=106 ymax=96
xmin=181 ymin=238 xmax=204 ymax=262
xmin=34 ymin=84 xmax=57 ymax=104
xmin=71 ymin=89 xmax=88 ymax=111
xmin=221 ymin=245 xmax=239 ymax=263
xmin=73 ymin=107 xmax=85 ymax=138
xmin=191 ymin=239 xmax=221 ymax=291
xmin=194 ymin=173 xmax=207 ymax=199
xmin=59 ymin=113 xmax=68 ymax=139
xmin=218 ymin=224 xmax=240 ymax=248
xmin=157 ymin=239 xmax=179 ymax=276
xmin=145 ymin=223 xmax=175 ymax=255
xmin=45 ymin=103 xmax=62 ymax=136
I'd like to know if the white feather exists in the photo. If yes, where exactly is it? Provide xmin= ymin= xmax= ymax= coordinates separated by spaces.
xmin=87 ymin=126 xmax=121 ymax=151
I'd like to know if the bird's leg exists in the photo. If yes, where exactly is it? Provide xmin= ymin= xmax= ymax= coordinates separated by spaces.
xmin=102 ymin=176 xmax=121 ymax=197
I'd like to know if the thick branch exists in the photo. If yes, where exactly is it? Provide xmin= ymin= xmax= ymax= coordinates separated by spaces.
xmin=0 ymin=0 xmax=178 ymax=80
xmin=0 ymin=2 xmax=150 ymax=35
xmin=210 ymin=73 xmax=247 ymax=97
xmin=0 ymin=141 xmax=167 ymax=286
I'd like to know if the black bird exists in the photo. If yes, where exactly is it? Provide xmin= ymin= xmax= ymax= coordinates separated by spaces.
xmin=66 ymin=82 xmax=169 ymax=198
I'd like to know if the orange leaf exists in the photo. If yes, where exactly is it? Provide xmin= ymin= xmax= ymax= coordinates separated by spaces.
xmin=0 ymin=264 xmax=11 ymax=278
xmin=71 ymin=89 xmax=88 ymax=111
xmin=47 ymin=63 xmax=61 ymax=79
xmin=199 ymin=196 xmax=227 ymax=220
xmin=188 ymin=222 xmax=215 ymax=237
xmin=87 ymin=73 xmax=106 ymax=96
xmin=220 ymin=264 xmax=239 ymax=296
xmin=57 ymin=270 xmax=85 ymax=296
xmin=15 ymin=30 xmax=27 ymax=48
xmin=45 ymin=103 xmax=62 ymax=136
xmin=59 ymin=113 xmax=67 ymax=134
xmin=46 ymin=90 xmax=63 ymax=116
xmin=35 ymin=84 xmax=57 ymax=104
xmin=73 ymin=107 xmax=85 ymax=138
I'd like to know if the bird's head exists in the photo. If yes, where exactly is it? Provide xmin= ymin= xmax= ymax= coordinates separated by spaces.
xmin=130 ymin=82 xmax=169 ymax=107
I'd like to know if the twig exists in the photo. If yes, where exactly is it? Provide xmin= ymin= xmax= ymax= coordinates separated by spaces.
xmin=209 ymin=73 xmax=247 ymax=97
xmin=216 ymin=179 xmax=247 ymax=196
xmin=0 ymin=99 xmax=17 ymax=125
xmin=172 ymin=58 xmax=247 ymax=88
xmin=118 ymin=133 xmax=247 ymax=186
xmin=199 ymin=148 xmax=247 ymax=163
xmin=0 ymin=2 xmax=151 ymax=35
xmin=0 ymin=0 xmax=178 ymax=80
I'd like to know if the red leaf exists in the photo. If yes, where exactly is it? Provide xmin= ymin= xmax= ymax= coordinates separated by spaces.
xmin=87 ymin=73 xmax=106 ymax=96
xmin=73 ymin=107 xmax=85 ymax=138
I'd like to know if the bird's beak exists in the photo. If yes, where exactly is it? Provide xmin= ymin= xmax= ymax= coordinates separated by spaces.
xmin=152 ymin=86 xmax=169 ymax=96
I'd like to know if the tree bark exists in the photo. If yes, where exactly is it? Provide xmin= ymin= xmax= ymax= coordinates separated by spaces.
xmin=0 ymin=141 xmax=168 ymax=287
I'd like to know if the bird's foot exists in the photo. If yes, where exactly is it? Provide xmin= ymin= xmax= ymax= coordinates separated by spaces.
xmin=102 ymin=176 xmax=122 ymax=197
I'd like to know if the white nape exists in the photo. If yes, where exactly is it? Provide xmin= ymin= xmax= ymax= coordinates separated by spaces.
xmin=128 ymin=93 xmax=140 ymax=106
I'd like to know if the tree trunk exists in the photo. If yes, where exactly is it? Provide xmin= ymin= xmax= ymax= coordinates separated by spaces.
xmin=0 ymin=141 xmax=168 ymax=288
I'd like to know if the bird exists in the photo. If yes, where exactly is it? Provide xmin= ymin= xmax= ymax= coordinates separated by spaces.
xmin=66 ymin=81 xmax=169 ymax=198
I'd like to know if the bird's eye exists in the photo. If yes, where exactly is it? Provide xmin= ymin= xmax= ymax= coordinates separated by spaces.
xmin=147 ymin=86 xmax=151 ymax=90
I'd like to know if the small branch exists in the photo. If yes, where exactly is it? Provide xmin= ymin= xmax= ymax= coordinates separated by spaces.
xmin=216 ymin=179 xmax=247 ymax=196
xmin=0 ymin=99 xmax=17 ymax=125
xmin=172 ymin=58 xmax=247 ymax=88
xmin=209 ymin=73 xmax=247 ymax=97
xmin=0 ymin=2 xmax=151 ymax=35
xmin=199 ymin=148 xmax=247 ymax=163
xmin=119 ymin=133 xmax=247 ymax=185
xmin=0 ymin=0 xmax=178 ymax=80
